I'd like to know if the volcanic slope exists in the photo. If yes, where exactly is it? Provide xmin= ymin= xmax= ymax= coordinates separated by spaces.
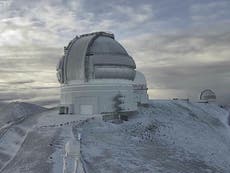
xmin=1 ymin=100 xmax=230 ymax=173
xmin=77 ymin=100 xmax=230 ymax=173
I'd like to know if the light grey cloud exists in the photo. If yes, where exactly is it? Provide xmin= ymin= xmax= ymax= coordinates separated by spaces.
xmin=122 ymin=28 xmax=230 ymax=69
xmin=121 ymin=26 xmax=230 ymax=103
xmin=7 ymin=79 xmax=35 ymax=85
xmin=190 ymin=1 xmax=230 ymax=25
xmin=0 ymin=0 xmax=229 ymax=104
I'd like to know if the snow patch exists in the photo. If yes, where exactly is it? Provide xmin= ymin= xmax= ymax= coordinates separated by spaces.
xmin=76 ymin=100 xmax=230 ymax=173
xmin=0 ymin=102 xmax=46 ymax=127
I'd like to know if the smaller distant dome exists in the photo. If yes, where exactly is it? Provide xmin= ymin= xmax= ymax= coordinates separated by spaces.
xmin=200 ymin=89 xmax=216 ymax=101
xmin=133 ymin=71 xmax=147 ymax=90
xmin=134 ymin=71 xmax=147 ymax=85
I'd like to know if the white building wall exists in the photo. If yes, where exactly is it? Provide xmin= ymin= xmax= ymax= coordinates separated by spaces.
xmin=60 ymin=83 xmax=137 ymax=114
xmin=133 ymin=90 xmax=149 ymax=104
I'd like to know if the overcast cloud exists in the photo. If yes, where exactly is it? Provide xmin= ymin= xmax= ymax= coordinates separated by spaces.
xmin=0 ymin=0 xmax=229 ymax=105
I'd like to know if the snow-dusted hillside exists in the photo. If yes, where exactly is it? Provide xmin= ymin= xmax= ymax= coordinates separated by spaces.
xmin=0 ymin=102 xmax=46 ymax=127
xmin=0 ymin=100 xmax=230 ymax=173
xmin=77 ymin=100 xmax=230 ymax=173
xmin=0 ymin=102 xmax=47 ymax=171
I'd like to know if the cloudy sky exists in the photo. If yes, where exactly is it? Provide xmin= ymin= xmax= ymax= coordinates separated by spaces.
xmin=0 ymin=0 xmax=229 ymax=106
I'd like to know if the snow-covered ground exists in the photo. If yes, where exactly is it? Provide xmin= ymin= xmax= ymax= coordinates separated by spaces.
xmin=0 ymin=102 xmax=47 ymax=171
xmin=0 ymin=100 xmax=230 ymax=173
xmin=223 ymin=105 xmax=230 ymax=126
xmin=76 ymin=100 xmax=230 ymax=173
xmin=0 ymin=102 xmax=46 ymax=128
xmin=0 ymin=103 xmax=95 ymax=173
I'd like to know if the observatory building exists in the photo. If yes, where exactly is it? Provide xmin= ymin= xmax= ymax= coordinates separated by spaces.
xmin=200 ymin=89 xmax=216 ymax=103
xmin=57 ymin=32 xmax=148 ymax=115
xmin=133 ymin=71 xmax=149 ymax=105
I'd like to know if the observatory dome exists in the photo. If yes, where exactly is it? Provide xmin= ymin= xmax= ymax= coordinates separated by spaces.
xmin=133 ymin=71 xmax=149 ymax=104
xmin=133 ymin=71 xmax=147 ymax=88
xmin=57 ymin=32 xmax=148 ymax=115
xmin=200 ymin=89 xmax=216 ymax=102
xmin=57 ymin=32 xmax=136 ymax=84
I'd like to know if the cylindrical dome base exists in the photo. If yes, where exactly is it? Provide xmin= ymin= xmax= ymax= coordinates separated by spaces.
xmin=60 ymin=82 xmax=137 ymax=115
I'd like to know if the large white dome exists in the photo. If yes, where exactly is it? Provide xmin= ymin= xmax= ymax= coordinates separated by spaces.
xmin=57 ymin=32 xmax=136 ymax=84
